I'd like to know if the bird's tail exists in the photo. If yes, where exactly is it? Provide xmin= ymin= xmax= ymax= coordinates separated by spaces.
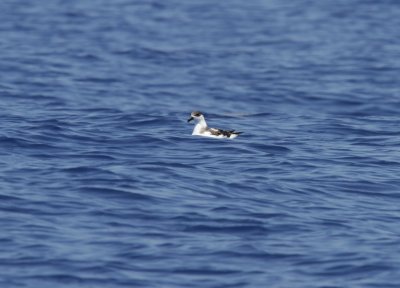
xmin=230 ymin=131 xmax=243 ymax=135
xmin=229 ymin=131 xmax=243 ymax=139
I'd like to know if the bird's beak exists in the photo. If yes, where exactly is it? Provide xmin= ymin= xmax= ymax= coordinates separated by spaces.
xmin=187 ymin=116 xmax=194 ymax=123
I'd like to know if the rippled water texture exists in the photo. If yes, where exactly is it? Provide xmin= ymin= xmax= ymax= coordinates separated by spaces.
xmin=1 ymin=0 xmax=400 ymax=287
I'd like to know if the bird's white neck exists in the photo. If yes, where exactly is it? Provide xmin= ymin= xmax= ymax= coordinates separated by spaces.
xmin=192 ymin=117 xmax=207 ymax=135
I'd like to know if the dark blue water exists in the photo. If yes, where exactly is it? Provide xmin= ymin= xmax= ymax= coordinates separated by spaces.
xmin=1 ymin=0 xmax=400 ymax=287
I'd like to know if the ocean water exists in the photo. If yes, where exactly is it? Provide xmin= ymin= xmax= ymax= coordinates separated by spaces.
xmin=1 ymin=0 xmax=400 ymax=287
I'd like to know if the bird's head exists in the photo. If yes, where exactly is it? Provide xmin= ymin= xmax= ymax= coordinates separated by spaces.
xmin=187 ymin=111 xmax=204 ymax=123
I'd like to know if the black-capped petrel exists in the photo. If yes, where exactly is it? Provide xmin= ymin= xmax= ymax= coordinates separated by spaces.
xmin=187 ymin=111 xmax=242 ymax=139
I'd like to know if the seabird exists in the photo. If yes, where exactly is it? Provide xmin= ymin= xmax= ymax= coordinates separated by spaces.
xmin=187 ymin=111 xmax=242 ymax=139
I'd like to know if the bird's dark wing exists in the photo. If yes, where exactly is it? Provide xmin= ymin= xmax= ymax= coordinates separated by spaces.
xmin=209 ymin=128 xmax=242 ymax=137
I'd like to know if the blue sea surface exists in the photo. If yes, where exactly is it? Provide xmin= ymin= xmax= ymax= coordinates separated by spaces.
xmin=1 ymin=0 xmax=400 ymax=287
